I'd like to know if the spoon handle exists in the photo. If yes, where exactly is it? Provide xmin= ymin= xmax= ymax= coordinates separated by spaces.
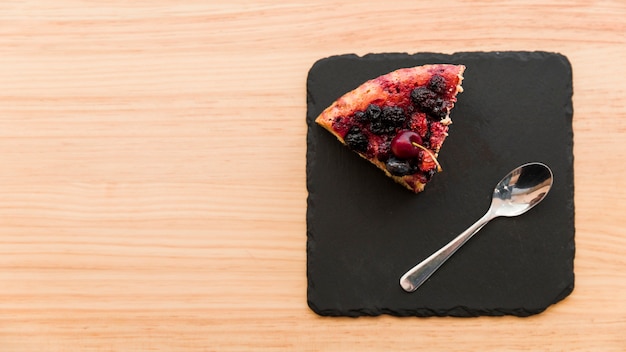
xmin=400 ymin=212 xmax=494 ymax=292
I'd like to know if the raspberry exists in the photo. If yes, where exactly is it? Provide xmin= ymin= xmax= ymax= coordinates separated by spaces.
xmin=376 ymin=140 xmax=392 ymax=162
xmin=419 ymin=150 xmax=437 ymax=172
xmin=408 ymin=112 xmax=428 ymax=137
xmin=429 ymin=122 xmax=448 ymax=151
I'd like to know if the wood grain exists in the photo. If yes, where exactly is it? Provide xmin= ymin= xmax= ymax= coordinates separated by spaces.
xmin=1 ymin=0 xmax=625 ymax=350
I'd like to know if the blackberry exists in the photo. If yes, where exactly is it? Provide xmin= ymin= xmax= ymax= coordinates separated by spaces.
xmin=367 ymin=105 xmax=406 ymax=135
xmin=411 ymin=87 xmax=437 ymax=108
xmin=385 ymin=157 xmax=413 ymax=176
xmin=366 ymin=104 xmax=381 ymax=120
xmin=365 ymin=104 xmax=393 ymax=135
xmin=354 ymin=111 xmax=367 ymax=123
xmin=369 ymin=121 xmax=383 ymax=134
xmin=411 ymin=87 xmax=446 ymax=120
xmin=381 ymin=106 xmax=406 ymax=128
xmin=344 ymin=126 xmax=369 ymax=153
xmin=429 ymin=98 xmax=447 ymax=119
xmin=428 ymin=75 xmax=447 ymax=94
xmin=370 ymin=120 xmax=395 ymax=135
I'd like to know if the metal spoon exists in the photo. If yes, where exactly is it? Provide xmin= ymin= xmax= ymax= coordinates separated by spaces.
xmin=400 ymin=162 xmax=554 ymax=292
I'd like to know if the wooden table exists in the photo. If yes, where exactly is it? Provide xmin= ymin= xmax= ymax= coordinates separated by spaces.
xmin=1 ymin=1 xmax=625 ymax=350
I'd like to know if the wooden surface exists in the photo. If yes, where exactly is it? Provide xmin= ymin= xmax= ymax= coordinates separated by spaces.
xmin=1 ymin=1 xmax=625 ymax=351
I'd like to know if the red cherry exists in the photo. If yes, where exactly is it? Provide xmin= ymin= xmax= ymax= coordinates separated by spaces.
xmin=391 ymin=131 xmax=423 ymax=159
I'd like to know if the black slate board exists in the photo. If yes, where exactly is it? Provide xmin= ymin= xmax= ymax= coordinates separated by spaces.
xmin=306 ymin=51 xmax=575 ymax=317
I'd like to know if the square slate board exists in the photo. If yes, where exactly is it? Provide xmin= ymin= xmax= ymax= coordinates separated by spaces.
xmin=306 ymin=51 xmax=575 ymax=317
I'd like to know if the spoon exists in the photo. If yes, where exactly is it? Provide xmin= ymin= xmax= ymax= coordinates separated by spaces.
xmin=399 ymin=162 xmax=553 ymax=292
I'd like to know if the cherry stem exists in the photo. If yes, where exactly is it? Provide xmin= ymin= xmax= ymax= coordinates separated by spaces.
xmin=412 ymin=142 xmax=442 ymax=172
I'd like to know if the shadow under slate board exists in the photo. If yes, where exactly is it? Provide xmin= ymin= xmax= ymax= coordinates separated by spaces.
xmin=306 ymin=51 xmax=574 ymax=317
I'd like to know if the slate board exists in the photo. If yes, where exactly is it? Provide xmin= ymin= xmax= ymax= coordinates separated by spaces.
xmin=306 ymin=51 xmax=575 ymax=317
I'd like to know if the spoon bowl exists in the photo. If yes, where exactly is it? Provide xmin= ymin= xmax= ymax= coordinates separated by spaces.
xmin=399 ymin=162 xmax=554 ymax=292
xmin=491 ymin=162 xmax=553 ymax=217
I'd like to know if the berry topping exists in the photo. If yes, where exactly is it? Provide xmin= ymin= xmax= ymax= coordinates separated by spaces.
xmin=419 ymin=150 xmax=440 ymax=172
xmin=411 ymin=87 xmax=447 ymax=120
xmin=429 ymin=121 xmax=449 ymax=151
xmin=366 ymin=104 xmax=382 ymax=120
xmin=428 ymin=74 xmax=447 ymax=94
xmin=381 ymin=106 xmax=407 ymax=129
xmin=344 ymin=126 xmax=369 ymax=153
xmin=365 ymin=104 xmax=407 ymax=135
xmin=376 ymin=140 xmax=392 ymax=162
xmin=391 ymin=130 xmax=423 ymax=159
xmin=370 ymin=120 xmax=392 ymax=135
xmin=355 ymin=111 xmax=367 ymax=123
xmin=385 ymin=157 xmax=414 ymax=176
xmin=314 ymin=64 xmax=465 ymax=193
xmin=364 ymin=104 xmax=391 ymax=135
xmin=430 ymin=98 xmax=447 ymax=119
xmin=411 ymin=87 xmax=436 ymax=107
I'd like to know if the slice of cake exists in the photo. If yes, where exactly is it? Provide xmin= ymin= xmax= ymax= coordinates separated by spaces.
xmin=315 ymin=64 xmax=465 ymax=193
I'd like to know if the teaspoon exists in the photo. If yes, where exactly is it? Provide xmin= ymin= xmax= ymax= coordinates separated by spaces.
xmin=400 ymin=162 xmax=554 ymax=292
